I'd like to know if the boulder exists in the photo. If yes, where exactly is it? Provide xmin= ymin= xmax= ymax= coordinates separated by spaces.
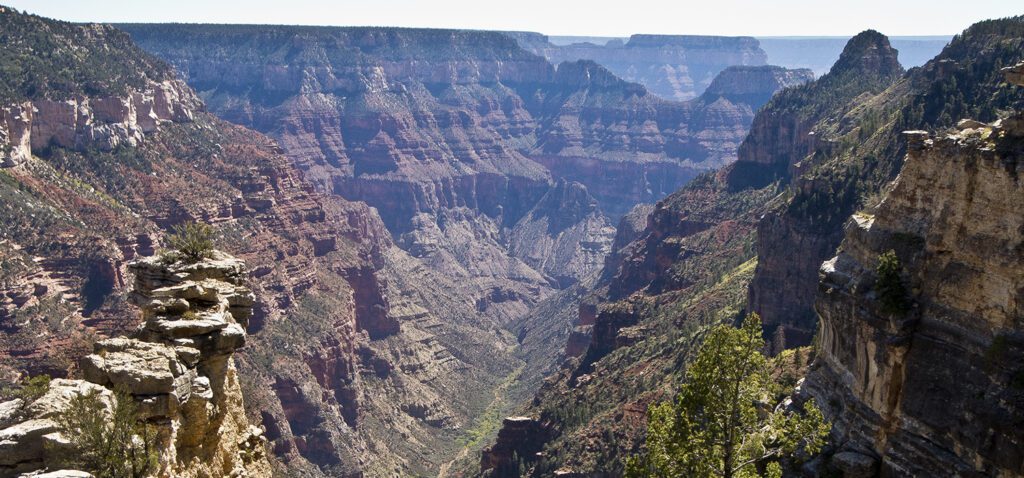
xmin=0 ymin=419 xmax=57 ymax=467
xmin=22 ymin=471 xmax=94 ymax=478
xmin=81 ymin=339 xmax=182 ymax=395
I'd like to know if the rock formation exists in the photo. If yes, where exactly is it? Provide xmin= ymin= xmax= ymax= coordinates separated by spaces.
xmin=0 ymin=251 xmax=272 ymax=477
xmin=480 ymin=416 xmax=549 ymax=476
xmin=507 ymin=180 xmax=615 ymax=287
xmin=0 ymin=9 xmax=532 ymax=476
xmin=804 ymin=63 xmax=1024 ymax=477
xmin=0 ymin=8 xmax=200 ymax=167
xmin=737 ymin=30 xmax=905 ymax=345
xmin=480 ymin=20 xmax=1024 ymax=475
xmin=758 ymin=36 xmax=950 ymax=77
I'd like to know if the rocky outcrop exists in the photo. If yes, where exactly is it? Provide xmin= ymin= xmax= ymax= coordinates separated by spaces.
xmin=479 ymin=21 xmax=1024 ymax=477
xmin=0 ymin=9 xmax=200 ymax=167
xmin=758 ymin=36 xmax=949 ymax=77
xmin=0 ymin=252 xmax=272 ymax=477
xmin=122 ymin=25 xmax=805 ymax=298
xmin=805 ymin=65 xmax=1024 ymax=477
xmin=740 ymin=30 xmax=905 ymax=342
xmin=509 ymin=33 xmax=769 ymax=101
xmin=0 ymin=379 xmax=113 ymax=476
xmin=700 ymin=65 xmax=814 ymax=108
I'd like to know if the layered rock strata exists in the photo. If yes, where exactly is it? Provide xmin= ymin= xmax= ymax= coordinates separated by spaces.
xmin=805 ymin=64 xmax=1024 ymax=477
xmin=0 ymin=252 xmax=272 ymax=477
xmin=121 ymin=25 xmax=810 ymax=294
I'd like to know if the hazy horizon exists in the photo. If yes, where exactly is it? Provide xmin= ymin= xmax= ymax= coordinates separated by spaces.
xmin=6 ymin=0 xmax=1020 ymax=37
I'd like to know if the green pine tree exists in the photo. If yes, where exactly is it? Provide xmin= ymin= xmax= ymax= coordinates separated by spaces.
xmin=626 ymin=314 xmax=830 ymax=478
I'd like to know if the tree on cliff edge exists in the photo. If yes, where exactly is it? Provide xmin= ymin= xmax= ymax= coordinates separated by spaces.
xmin=626 ymin=314 xmax=829 ymax=478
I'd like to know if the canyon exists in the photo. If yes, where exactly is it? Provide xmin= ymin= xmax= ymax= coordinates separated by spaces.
xmin=0 ymin=8 xmax=817 ymax=477
xmin=0 ymin=4 xmax=1022 ymax=478
xmin=479 ymin=19 xmax=1024 ymax=477
xmin=806 ymin=78 xmax=1024 ymax=475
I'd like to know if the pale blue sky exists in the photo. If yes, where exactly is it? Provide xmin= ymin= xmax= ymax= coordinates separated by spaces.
xmin=7 ymin=0 xmax=1022 ymax=36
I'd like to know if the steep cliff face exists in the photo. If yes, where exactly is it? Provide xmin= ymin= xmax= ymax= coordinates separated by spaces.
xmin=507 ymin=180 xmax=615 ymax=287
xmin=508 ymin=32 xmax=769 ymax=101
xmin=739 ymin=30 xmax=905 ymax=344
xmin=746 ymin=21 xmax=1024 ymax=346
xmin=806 ymin=69 xmax=1024 ymax=475
xmin=0 ymin=9 xmax=200 ymax=167
xmin=0 ymin=252 xmax=272 ymax=477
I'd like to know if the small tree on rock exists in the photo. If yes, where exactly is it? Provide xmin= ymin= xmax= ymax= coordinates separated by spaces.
xmin=165 ymin=221 xmax=215 ymax=264
xmin=627 ymin=313 xmax=830 ymax=478
xmin=876 ymin=249 xmax=910 ymax=315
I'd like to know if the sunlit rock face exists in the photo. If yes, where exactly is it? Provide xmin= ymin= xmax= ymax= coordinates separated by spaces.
xmin=122 ymin=25 xmax=809 ymax=298
xmin=806 ymin=65 xmax=1024 ymax=476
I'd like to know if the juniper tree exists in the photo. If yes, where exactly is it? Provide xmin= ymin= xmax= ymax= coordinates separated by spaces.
xmin=54 ymin=387 xmax=159 ymax=478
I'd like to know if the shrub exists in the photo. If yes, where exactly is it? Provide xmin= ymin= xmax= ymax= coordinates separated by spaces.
xmin=16 ymin=374 xmax=51 ymax=403
xmin=0 ymin=374 xmax=51 ymax=405
xmin=876 ymin=250 xmax=910 ymax=315
xmin=53 ymin=387 xmax=159 ymax=478
xmin=166 ymin=222 xmax=215 ymax=264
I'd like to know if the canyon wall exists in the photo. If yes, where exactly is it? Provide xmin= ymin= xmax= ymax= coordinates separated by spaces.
xmin=0 ymin=79 xmax=200 ymax=167
xmin=806 ymin=68 xmax=1024 ymax=475
xmin=0 ymin=10 xmax=526 ymax=476
xmin=119 ymin=24 xmax=810 ymax=312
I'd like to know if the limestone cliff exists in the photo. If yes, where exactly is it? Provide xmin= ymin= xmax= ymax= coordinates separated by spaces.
xmin=0 ymin=8 xmax=530 ymax=476
xmin=120 ymin=25 xmax=807 ymax=297
xmin=0 ymin=251 xmax=272 ymax=477
xmin=0 ymin=80 xmax=199 ymax=167
xmin=804 ymin=64 xmax=1024 ymax=476
xmin=744 ymin=22 xmax=1024 ymax=346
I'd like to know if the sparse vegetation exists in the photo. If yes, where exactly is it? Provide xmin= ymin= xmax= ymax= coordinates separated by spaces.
xmin=53 ymin=387 xmax=159 ymax=478
xmin=626 ymin=314 xmax=830 ymax=478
